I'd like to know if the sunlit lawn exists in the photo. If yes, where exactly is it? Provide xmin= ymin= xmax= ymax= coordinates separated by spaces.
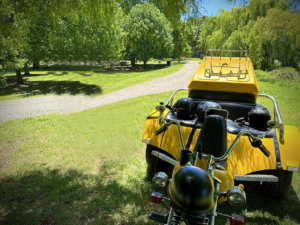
xmin=0 ymin=62 xmax=185 ymax=102
xmin=0 ymin=79 xmax=299 ymax=224
xmin=188 ymin=57 xmax=203 ymax=61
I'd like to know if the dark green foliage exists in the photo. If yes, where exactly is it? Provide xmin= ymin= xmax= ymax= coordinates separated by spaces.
xmin=172 ymin=20 xmax=194 ymax=62
xmin=188 ymin=17 xmax=207 ymax=58
xmin=124 ymin=3 xmax=174 ymax=64
xmin=50 ymin=11 xmax=124 ymax=63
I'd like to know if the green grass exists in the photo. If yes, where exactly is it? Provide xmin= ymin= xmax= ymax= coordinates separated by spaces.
xmin=0 ymin=62 xmax=185 ymax=102
xmin=255 ymin=67 xmax=300 ymax=130
xmin=0 ymin=78 xmax=300 ymax=224
xmin=188 ymin=57 xmax=203 ymax=61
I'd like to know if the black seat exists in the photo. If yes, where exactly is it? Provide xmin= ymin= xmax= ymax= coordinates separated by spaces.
xmin=196 ymin=115 xmax=227 ymax=157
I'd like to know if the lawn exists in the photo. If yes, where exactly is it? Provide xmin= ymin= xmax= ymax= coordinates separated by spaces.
xmin=0 ymin=62 xmax=185 ymax=102
xmin=188 ymin=57 xmax=203 ymax=61
xmin=1 ymin=77 xmax=300 ymax=224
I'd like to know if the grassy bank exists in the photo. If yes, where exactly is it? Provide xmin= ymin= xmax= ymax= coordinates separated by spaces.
xmin=0 ymin=77 xmax=300 ymax=224
xmin=0 ymin=62 xmax=185 ymax=102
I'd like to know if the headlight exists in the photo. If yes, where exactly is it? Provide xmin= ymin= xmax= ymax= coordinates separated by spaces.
xmin=152 ymin=172 xmax=169 ymax=190
xmin=227 ymin=186 xmax=246 ymax=207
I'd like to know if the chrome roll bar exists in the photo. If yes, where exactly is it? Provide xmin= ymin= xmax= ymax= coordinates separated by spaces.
xmin=164 ymin=88 xmax=188 ymax=108
xmin=160 ymin=89 xmax=284 ymax=148
xmin=258 ymin=94 xmax=284 ymax=143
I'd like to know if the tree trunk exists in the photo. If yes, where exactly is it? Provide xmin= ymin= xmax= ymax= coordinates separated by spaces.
xmin=24 ymin=63 xmax=30 ymax=75
xmin=131 ymin=59 xmax=135 ymax=67
xmin=16 ymin=69 xmax=24 ymax=84
xmin=143 ymin=61 xmax=147 ymax=66
xmin=178 ymin=57 xmax=181 ymax=63
xmin=33 ymin=60 xmax=40 ymax=69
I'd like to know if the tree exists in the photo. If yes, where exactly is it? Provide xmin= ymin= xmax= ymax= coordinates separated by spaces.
xmin=188 ymin=17 xmax=207 ymax=58
xmin=197 ymin=0 xmax=299 ymax=69
xmin=23 ymin=3 xmax=53 ymax=73
xmin=172 ymin=20 xmax=194 ymax=62
xmin=1 ymin=0 xmax=203 ymax=83
xmin=0 ymin=0 xmax=121 ymax=84
xmin=50 ymin=10 xmax=125 ymax=64
xmin=124 ymin=3 xmax=174 ymax=65
xmin=247 ymin=8 xmax=300 ymax=69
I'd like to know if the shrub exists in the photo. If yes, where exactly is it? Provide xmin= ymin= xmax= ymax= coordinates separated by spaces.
xmin=255 ymin=67 xmax=300 ymax=89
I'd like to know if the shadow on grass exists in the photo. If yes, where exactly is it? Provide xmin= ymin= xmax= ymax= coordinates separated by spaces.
xmin=0 ymin=79 xmax=102 ymax=98
xmin=216 ymin=182 xmax=300 ymax=224
xmin=1 ymin=160 xmax=299 ymax=225
xmin=0 ymin=166 xmax=157 ymax=224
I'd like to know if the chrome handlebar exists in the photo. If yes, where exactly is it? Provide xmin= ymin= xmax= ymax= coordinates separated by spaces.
xmin=210 ymin=129 xmax=274 ymax=162
xmin=157 ymin=116 xmax=278 ymax=163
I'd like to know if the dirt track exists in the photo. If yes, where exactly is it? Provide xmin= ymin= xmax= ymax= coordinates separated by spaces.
xmin=0 ymin=61 xmax=200 ymax=122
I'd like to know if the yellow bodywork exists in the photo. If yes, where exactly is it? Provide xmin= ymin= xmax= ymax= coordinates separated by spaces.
xmin=142 ymin=56 xmax=300 ymax=197
xmin=143 ymin=113 xmax=300 ymax=175
xmin=187 ymin=57 xmax=259 ymax=101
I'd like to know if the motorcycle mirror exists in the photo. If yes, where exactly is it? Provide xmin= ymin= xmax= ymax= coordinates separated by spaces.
xmin=267 ymin=120 xmax=282 ymax=129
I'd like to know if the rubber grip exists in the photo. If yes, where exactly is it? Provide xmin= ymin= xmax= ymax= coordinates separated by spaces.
xmin=155 ymin=125 xmax=168 ymax=136
xmin=259 ymin=144 xmax=271 ymax=157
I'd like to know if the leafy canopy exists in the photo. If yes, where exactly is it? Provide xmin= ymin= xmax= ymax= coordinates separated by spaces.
xmin=124 ymin=3 xmax=174 ymax=63
xmin=197 ymin=0 xmax=299 ymax=69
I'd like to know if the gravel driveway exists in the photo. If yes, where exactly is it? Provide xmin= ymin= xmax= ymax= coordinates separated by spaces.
xmin=0 ymin=61 xmax=199 ymax=122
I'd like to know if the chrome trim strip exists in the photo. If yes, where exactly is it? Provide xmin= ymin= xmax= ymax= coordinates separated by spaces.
xmin=151 ymin=151 xmax=178 ymax=166
xmin=235 ymin=175 xmax=278 ymax=182
xmin=142 ymin=139 xmax=150 ymax=144
xmin=287 ymin=167 xmax=299 ymax=172
xmin=258 ymin=94 xmax=284 ymax=142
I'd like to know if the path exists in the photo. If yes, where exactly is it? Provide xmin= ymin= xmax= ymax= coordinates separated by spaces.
xmin=0 ymin=61 xmax=200 ymax=122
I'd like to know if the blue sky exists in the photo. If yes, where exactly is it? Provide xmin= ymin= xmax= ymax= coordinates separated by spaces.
xmin=200 ymin=0 xmax=245 ymax=16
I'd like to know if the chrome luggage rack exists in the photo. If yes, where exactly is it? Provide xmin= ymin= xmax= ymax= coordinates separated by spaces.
xmin=204 ymin=49 xmax=248 ymax=79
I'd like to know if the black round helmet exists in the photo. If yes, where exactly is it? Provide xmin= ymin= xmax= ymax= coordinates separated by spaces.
xmin=173 ymin=98 xmax=195 ymax=119
xmin=168 ymin=166 xmax=215 ymax=216
xmin=196 ymin=101 xmax=221 ymax=121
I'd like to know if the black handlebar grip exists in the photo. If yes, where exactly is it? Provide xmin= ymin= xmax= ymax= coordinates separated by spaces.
xmin=259 ymin=144 xmax=271 ymax=157
xmin=155 ymin=125 xmax=168 ymax=136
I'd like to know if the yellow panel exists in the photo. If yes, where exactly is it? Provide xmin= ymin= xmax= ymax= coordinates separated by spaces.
xmin=279 ymin=126 xmax=300 ymax=171
xmin=214 ymin=170 xmax=234 ymax=202
xmin=187 ymin=57 xmax=259 ymax=102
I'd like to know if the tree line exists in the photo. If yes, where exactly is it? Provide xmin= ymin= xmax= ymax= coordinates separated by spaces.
xmin=198 ymin=0 xmax=300 ymax=70
xmin=0 ymin=0 xmax=197 ymax=84
xmin=1 ymin=0 xmax=299 ymax=85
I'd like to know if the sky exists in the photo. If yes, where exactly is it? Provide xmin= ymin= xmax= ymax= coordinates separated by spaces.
xmin=200 ymin=0 xmax=245 ymax=16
